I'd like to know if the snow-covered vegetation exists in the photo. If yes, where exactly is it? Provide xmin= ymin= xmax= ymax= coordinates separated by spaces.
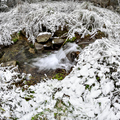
xmin=1 ymin=1 xmax=120 ymax=120
xmin=0 ymin=1 xmax=120 ymax=45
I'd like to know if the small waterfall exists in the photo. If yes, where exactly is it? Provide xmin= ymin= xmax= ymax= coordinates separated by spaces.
xmin=32 ymin=43 xmax=81 ymax=71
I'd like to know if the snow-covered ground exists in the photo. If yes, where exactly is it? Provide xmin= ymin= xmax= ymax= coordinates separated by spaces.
xmin=0 ymin=1 xmax=120 ymax=120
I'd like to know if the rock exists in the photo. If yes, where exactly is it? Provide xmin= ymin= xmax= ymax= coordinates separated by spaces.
xmin=53 ymin=27 xmax=68 ymax=37
xmin=28 ymin=48 xmax=35 ymax=54
xmin=52 ymin=38 xmax=65 ymax=45
xmin=1 ymin=60 xmax=17 ymax=67
xmin=43 ymin=41 xmax=52 ymax=49
xmin=67 ymin=51 xmax=80 ymax=62
xmin=107 ymin=5 xmax=114 ymax=11
xmin=0 ymin=45 xmax=5 ymax=49
xmin=35 ymin=42 xmax=44 ymax=52
xmin=75 ymin=30 xmax=107 ymax=49
xmin=101 ymin=0 xmax=110 ymax=7
xmin=37 ymin=32 xmax=52 ymax=43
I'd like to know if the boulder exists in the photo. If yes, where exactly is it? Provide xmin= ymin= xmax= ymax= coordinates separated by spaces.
xmin=116 ymin=6 xmax=120 ymax=13
xmin=37 ymin=32 xmax=52 ymax=43
xmin=101 ymin=0 xmax=110 ymax=7
xmin=0 ymin=38 xmax=34 ymax=63
xmin=52 ymin=38 xmax=65 ymax=45
xmin=91 ymin=0 xmax=109 ymax=7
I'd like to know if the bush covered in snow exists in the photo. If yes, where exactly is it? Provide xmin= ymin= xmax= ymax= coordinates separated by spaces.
xmin=0 ymin=1 xmax=120 ymax=45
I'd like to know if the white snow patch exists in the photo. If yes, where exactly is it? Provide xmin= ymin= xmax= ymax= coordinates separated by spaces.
xmin=37 ymin=32 xmax=51 ymax=36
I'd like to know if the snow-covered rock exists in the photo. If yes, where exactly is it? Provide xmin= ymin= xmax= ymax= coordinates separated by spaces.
xmin=37 ymin=32 xmax=52 ymax=43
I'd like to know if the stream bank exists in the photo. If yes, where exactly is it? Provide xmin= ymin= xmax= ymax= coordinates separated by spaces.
xmin=0 ymin=28 xmax=107 ymax=86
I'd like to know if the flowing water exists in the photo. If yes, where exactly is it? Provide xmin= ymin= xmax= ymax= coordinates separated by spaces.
xmin=32 ymin=43 xmax=81 ymax=71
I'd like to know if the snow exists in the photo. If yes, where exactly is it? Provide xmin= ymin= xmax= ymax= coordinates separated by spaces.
xmin=0 ymin=1 xmax=120 ymax=120
xmin=38 ymin=32 xmax=51 ymax=36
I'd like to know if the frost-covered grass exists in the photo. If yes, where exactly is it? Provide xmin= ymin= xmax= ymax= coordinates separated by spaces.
xmin=1 ymin=1 xmax=120 ymax=120
xmin=0 ymin=1 xmax=120 ymax=45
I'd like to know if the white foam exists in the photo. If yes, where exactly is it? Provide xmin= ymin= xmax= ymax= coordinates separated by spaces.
xmin=32 ymin=43 xmax=80 ymax=71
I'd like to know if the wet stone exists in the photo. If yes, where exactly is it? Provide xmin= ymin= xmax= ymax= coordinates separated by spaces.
xmin=53 ymin=27 xmax=68 ymax=37
xmin=35 ymin=42 xmax=44 ymax=52
xmin=67 ymin=51 xmax=80 ymax=62
xmin=43 ymin=41 xmax=52 ymax=49
xmin=52 ymin=38 xmax=65 ymax=45
xmin=28 ymin=48 xmax=35 ymax=54
xmin=37 ymin=32 xmax=52 ymax=43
